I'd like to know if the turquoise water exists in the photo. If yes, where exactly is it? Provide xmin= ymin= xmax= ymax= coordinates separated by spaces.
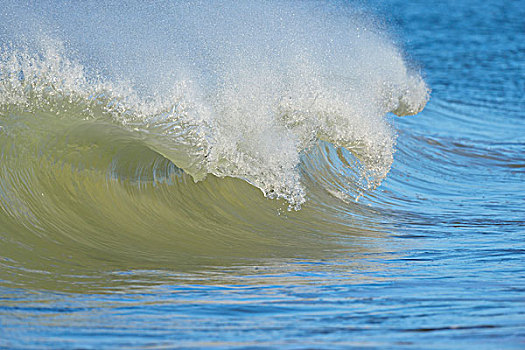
xmin=1 ymin=0 xmax=524 ymax=348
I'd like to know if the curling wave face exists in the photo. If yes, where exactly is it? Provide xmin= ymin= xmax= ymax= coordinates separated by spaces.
xmin=0 ymin=0 xmax=428 ymax=289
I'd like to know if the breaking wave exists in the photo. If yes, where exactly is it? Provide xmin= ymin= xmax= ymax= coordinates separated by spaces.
xmin=0 ymin=0 xmax=428 ymax=289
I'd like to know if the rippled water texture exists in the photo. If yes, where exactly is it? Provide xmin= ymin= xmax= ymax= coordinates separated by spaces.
xmin=1 ymin=0 xmax=524 ymax=349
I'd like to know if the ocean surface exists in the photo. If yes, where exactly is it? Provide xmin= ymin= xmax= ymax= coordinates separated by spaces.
xmin=0 ymin=0 xmax=523 ymax=348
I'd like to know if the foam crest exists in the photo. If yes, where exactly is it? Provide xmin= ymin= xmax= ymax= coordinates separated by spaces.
xmin=0 ymin=0 xmax=429 ymax=207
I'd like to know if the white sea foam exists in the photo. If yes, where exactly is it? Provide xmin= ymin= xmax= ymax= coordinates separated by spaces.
xmin=0 ymin=0 xmax=429 ymax=207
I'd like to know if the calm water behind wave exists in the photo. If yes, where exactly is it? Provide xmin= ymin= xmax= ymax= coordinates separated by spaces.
xmin=1 ymin=0 xmax=524 ymax=348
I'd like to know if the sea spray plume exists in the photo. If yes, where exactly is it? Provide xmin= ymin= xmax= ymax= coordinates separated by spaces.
xmin=0 ymin=0 xmax=429 ymax=208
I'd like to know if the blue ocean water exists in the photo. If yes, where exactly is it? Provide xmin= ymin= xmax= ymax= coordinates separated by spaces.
xmin=1 ymin=0 xmax=524 ymax=349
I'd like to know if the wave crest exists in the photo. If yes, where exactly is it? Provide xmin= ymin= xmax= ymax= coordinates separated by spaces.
xmin=0 ymin=1 xmax=429 ymax=207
